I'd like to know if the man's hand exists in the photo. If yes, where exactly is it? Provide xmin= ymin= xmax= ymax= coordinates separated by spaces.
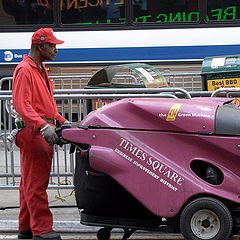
xmin=40 ymin=124 xmax=59 ymax=145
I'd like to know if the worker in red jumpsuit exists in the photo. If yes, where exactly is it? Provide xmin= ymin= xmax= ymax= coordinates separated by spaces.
xmin=12 ymin=28 xmax=68 ymax=240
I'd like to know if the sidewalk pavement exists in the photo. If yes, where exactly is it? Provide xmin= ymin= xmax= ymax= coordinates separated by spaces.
xmin=0 ymin=188 xmax=100 ymax=233
xmin=0 ymin=189 xmax=186 ymax=239
xmin=0 ymin=188 xmax=185 ymax=239
xmin=2 ymin=190 xmax=240 ymax=239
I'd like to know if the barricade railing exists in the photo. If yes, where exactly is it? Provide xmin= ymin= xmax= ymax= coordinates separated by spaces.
xmin=211 ymin=87 xmax=240 ymax=98
xmin=0 ymin=77 xmax=12 ymax=91
xmin=2 ymin=83 xmax=240 ymax=190
xmin=0 ymin=87 xmax=191 ymax=190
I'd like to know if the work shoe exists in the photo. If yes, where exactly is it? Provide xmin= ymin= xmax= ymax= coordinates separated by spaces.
xmin=18 ymin=230 xmax=33 ymax=239
xmin=33 ymin=231 xmax=61 ymax=240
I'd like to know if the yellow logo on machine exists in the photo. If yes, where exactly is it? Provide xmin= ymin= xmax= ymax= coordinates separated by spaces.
xmin=166 ymin=103 xmax=183 ymax=121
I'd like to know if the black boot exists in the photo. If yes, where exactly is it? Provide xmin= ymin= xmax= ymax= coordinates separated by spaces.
xmin=18 ymin=230 xmax=33 ymax=239
xmin=33 ymin=232 xmax=61 ymax=240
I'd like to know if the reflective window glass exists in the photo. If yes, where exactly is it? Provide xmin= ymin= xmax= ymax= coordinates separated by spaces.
xmin=132 ymin=0 xmax=199 ymax=23
xmin=0 ymin=0 xmax=54 ymax=25
xmin=207 ymin=0 xmax=240 ymax=21
xmin=60 ymin=0 xmax=125 ymax=24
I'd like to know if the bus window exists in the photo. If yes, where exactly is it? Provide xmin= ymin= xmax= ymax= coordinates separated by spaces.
xmin=132 ymin=0 xmax=199 ymax=23
xmin=60 ymin=0 xmax=126 ymax=25
xmin=206 ymin=0 xmax=240 ymax=21
xmin=0 ymin=0 xmax=54 ymax=25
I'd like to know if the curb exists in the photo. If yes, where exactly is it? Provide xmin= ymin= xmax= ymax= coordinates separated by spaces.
xmin=0 ymin=220 xmax=99 ymax=233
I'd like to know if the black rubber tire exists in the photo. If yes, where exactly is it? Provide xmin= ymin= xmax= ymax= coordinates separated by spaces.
xmin=97 ymin=227 xmax=111 ymax=240
xmin=180 ymin=197 xmax=233 ymax=240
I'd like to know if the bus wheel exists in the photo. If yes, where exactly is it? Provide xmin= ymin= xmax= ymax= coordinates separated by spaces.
xmin=180 ymin=197 xmax=232 ymax=240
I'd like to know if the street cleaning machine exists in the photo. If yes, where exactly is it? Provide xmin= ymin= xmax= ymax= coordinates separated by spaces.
xmin=59 ymin=94 xmax=240 ymax=240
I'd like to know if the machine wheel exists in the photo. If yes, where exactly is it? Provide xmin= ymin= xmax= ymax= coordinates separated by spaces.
xmin=180 ymin=197 xmax=233 ymax=240
xmin=97 ymin=227 xmax=111 ymax=240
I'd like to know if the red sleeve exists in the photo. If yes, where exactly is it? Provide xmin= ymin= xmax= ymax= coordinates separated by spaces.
xmin=12 ymin=67 xmax=46 ymax=131
xmin=55 ymin=111 xmax=68 ymax=124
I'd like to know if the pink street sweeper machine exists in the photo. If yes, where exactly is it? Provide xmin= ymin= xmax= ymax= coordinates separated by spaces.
xmin=59 ymin=96 xmax=240 ymax=240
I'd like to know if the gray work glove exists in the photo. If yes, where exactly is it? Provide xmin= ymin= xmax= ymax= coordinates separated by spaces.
xmin=63 ymin=120 xmax=71 ymax=124
xmin=40 ymin=124 xmax=59 ymax=145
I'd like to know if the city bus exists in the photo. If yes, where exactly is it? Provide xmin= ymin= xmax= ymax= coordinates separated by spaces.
xmin=0 ymin=0 xmax=240 ymax=80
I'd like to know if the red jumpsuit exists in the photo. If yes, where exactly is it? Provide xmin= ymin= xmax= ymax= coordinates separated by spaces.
xmin=12 ymin=55 xmax=67 ymax=235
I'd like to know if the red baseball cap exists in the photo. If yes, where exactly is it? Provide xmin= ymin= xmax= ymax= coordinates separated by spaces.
xmin=32 ymin=28 xmax=64 ymax=45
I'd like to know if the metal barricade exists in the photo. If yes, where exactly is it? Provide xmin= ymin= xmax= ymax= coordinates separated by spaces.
xmin=0 ymin=87 xmax=190 ymax=190
xmin=1 ymin=69 xmax=239 ymax=191
xmin=0 ymin=77 xmax=12 ymax=91
xmin=211 ymin=87 xmax=240 ymax=98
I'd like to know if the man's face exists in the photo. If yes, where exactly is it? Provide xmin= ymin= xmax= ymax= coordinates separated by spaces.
xmin=39 ymin=42 xmax=57 ymax=61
